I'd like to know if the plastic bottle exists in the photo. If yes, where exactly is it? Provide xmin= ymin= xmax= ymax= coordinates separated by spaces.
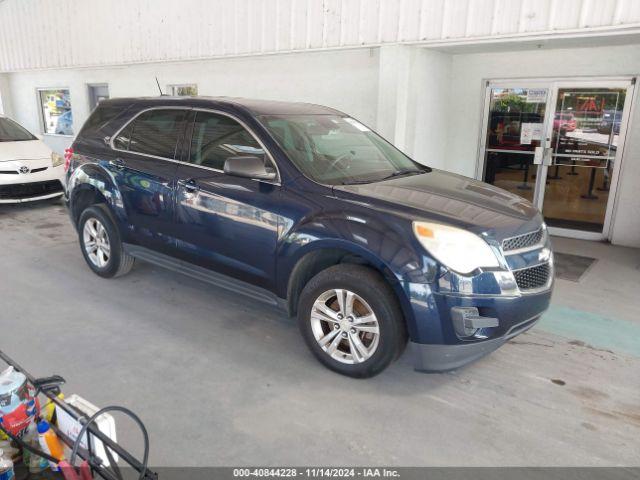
xmin=21 ymin=401 xmax=32 ymax=466
xmin=0 ymin=449 xmax=15 ymax=480
xmin=22 ymin=401 xmax=47 ymax=474
xmin=36 ymin=421 xmax=64 ymax=472
xmin=0 ymin=442 xmax=17 ymax=463
xmin=0 ymin=418 xmax=18 ymax=463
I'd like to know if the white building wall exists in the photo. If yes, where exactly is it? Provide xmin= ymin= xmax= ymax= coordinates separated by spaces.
xmin=5 ymin=48 xmax=379 ymax=154
xmin=1 ymin=0 xmax=639 ymax=247
xmin=1 ymin=0 xmax=639 ymax=71
xmin=445 ymin=43 xmax=640 ymax=246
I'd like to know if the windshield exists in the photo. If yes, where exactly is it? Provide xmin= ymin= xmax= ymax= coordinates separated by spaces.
xmin=0 ymin=118 xmax=37 ymax=142
xmin=260 ymin=114 xmax=428 ymax=185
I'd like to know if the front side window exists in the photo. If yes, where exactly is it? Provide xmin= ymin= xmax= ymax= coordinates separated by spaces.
xmin=0 ymin=118 xmax=37 ymax=142
xmin=188 ymin=112 xmax=268 ymax=171
xmin=113 ymin=109 xmax=186 ymax=159
xmin=260 ymin=115 xmax=426 ymax=185
xmin=38 ymin=88 xmax=73 ymax=135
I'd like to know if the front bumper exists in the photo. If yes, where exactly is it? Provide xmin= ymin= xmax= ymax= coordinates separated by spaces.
xmin=402 ymin=234 xmax=554 ymax=372
xmin=0 ymin=181 xmax=64 ymax=203
xmin=405 ymin=284 xmax=552 ymax=372
xmin=411 ymin=314 xmax=541 ymax=372
xmin=0 ymin=165 xmax=65 ymax=203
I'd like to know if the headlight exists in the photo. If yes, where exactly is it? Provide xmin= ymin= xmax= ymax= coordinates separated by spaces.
xmin=51 ymin=152 xmax=64 ymax=167
xmin=413 ymin=221 xmax=500 ymax=275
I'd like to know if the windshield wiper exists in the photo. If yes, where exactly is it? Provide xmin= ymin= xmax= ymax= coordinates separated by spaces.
xmin=339 ymin=167 xmax=431 ymax=185
xmin=379 ymin=168 xmax=429 ymax=181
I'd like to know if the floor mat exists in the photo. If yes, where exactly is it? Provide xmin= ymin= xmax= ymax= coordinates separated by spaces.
xmin=554 ymin=252 xmax=597 ymax=282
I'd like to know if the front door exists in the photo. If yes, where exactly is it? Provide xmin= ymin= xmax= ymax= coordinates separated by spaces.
xmin=479 ymin=79 xmax=634 ymax=239
xmin=173 ymin=110 xmax=281 ymax=290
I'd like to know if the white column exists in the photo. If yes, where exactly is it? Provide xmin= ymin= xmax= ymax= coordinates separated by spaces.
xmin=376 ymin=45 xmax=413 ymax=149
xmin=0 ymin=73 xmax=13 ymax=117
xmin=376 ymin=46 xmax=453 ymax=170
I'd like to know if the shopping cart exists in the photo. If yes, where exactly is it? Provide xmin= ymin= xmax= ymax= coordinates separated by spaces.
xmin=0 ymin=349 xmax=158 ymax=480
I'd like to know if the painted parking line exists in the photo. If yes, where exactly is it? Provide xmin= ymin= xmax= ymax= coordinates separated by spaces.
xmin=535 ymin=305 xmax=640 ymax=358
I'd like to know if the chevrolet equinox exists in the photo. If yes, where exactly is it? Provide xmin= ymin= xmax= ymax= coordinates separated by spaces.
xmin=65 ymin=97 xmax=554 ymax=378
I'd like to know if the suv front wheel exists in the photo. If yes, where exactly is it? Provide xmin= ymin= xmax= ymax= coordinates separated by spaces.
xmin=298 ymin=264 xmax=407 ymax=378
xmin=78 ymin=205 xmax=135 ymax=278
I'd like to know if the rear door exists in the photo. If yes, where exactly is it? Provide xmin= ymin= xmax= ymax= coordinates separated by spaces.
xmin=173 ymin=110 xmax=282 ymax=290
xmin=109 ymin=107 xmax=189 ymax=255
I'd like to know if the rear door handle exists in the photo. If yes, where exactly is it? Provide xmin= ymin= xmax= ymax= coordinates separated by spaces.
xmin=109 ymin=158 xmax=126 ymax=170
xmin=177 ymin=178 xmax=199 ymax=192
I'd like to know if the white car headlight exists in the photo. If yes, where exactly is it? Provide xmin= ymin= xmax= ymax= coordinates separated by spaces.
xmin=413 ymin=221 xmax=500 ymax=275
xmin=51 ymin=152 xmax=64 ymax=167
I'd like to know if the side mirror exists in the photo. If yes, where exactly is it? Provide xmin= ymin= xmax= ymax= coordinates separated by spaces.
xmin=223 ymin=156 xmax=277 ymax=181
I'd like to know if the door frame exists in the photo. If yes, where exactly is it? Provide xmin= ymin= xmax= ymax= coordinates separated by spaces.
xmin=476 ymin=76 xmax=636 ymax=241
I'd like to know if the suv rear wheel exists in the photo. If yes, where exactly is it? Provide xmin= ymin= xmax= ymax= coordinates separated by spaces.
xmin=78 ymin=205 xmax=134 ymax=278
xmin=298 ymin=264 xmax=407 ymax=378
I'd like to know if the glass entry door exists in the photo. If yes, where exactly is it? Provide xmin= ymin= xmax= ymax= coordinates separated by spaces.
xmin=479 ymin=79 xmax=634 ymax=239
xmin=481 ymin=86 xmax=550 ymax=203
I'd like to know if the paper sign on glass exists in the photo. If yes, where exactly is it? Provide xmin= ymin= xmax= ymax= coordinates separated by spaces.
xmin=526 ymin=89 xmax=547 ymax=103
xmin=520 ymin=123 xmax=543 ymax=145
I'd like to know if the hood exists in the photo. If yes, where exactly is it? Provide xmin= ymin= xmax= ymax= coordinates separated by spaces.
xmin=0 ymin=140 xmax=52 ymax=162
xmin=333 ymin=168 xmax=542 ymax=240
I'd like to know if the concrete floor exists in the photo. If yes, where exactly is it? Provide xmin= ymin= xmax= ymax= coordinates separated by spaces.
xmin=0 ymin=199 xmax=639 ymax=467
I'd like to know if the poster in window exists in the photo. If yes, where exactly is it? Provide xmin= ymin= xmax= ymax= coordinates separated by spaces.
xmin=39 ymin=89 xmax=73 ymax=135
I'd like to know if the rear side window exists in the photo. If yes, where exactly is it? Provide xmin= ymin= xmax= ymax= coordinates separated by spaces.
xmin=114 ymin=109 xmax=186 ymax=159
xmin=188 ymin=111 xmax=266 ymax=171
xmin=80 ymin=103 xmax=123 ymax=136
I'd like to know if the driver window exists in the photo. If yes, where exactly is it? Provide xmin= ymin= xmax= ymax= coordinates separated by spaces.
xmin=189 ymin=112 xmax=269 ymax=171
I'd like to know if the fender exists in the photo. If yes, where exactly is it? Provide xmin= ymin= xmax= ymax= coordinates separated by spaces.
xmin=278 ymin=209 xmax=439 ymax=285
xmin=67 ymin=160 xmax=127 ymax=232
xmin=277 ymin=210 xmax=441 ymax=333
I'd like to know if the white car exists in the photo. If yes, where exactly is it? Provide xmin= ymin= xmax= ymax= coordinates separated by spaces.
xmin=0 ymin=115 xmax=65 ymax=203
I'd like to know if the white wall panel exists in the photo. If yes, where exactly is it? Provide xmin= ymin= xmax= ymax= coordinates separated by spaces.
xmin=398 ymin=0 xmax=422 ymax=41
xmin=0 ymin=0 xmax=639 ymax=71
xmin=550 ymin=0 xmax=583 ymax=30
xmin=465 ymin=0 xmax=496 ymax=37
xmin=520 ymin=0 xmax=552 ymax=33
xmin=580 ymin=0 xmax=618 ymax=27
xmin=419 ymin=0 xmax=446 ymax=40
xmin=491 ymin=0 xmax=523 ymax=35
xmin=441 ymin=0 xmax=471 ymax=38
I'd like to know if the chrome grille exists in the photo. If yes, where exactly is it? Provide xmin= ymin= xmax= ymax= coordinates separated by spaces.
xmin=513 ymin=263 xmax=551 ymax=291
xmin=503 ymin=228 xmax=544 ymax=252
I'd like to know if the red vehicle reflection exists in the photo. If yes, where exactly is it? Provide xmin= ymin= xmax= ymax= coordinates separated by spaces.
xmin=554 ymin=113 xmax=577 ymax=132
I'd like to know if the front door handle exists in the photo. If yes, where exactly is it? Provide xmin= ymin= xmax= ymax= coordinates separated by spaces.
xmin=178 ymin=178 xmax=199 ymax=192
xmin=109 ymin=158 xmax=126 ymax=170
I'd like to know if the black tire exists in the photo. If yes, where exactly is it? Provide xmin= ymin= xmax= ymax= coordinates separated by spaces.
xmin=77 ymin=205 xmax=134 ymax=278
xmin=297 ymin=264 xmax=407 ymax=378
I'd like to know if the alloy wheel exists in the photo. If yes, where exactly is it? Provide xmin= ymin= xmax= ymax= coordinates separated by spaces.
xmin=310 ymin=289 xmax=380 ymax=364
xmin=83 ymin=217 xmax=111 ymax=268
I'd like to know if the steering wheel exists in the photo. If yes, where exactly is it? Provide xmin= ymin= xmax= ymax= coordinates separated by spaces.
xmin=327 ymin=152 xmax=353 ymax=173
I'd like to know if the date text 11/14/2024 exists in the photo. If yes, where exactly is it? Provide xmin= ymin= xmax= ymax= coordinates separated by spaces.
xmin=233 ymin=468 xmax=401 ymax=478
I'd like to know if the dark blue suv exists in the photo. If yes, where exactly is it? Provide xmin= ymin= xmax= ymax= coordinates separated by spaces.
xmin=65 ymin=97 xmax=553 ymax=378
